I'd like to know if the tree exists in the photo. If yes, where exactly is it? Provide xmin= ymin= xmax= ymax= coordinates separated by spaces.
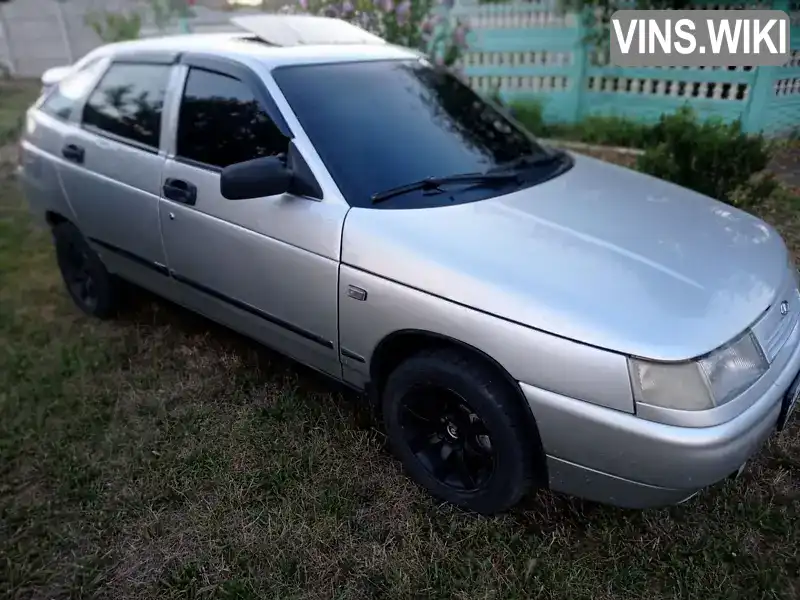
xmin=289 ymin=0 xmax=471 ymax=67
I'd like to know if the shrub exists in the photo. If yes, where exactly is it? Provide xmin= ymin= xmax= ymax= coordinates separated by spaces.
xmin=563 ymin=114 xmax=652 ymax=148
xmin=636 ymin=106 xmax=775 ymax=203
xmin=85 ymin=10 xmax=143 ymax=42
xmin=508 ymin=99 xmax=550 ymax=137
xmin=508 ymin=101 xmax=776 ymax=207
xmin=726 ymin=172 xmax=781 ymax=210
xmin=507 ymin=101 xmax=651 ymax=147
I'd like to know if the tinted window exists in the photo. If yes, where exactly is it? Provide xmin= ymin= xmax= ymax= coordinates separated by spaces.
xmin=176 ymin=68 xmax=288 ymax=169
xmin=273 ymin=60 xmax=556 ymax=209
xmin=40 ymin=59 xmax=107 ymax=121
xmin=82 ymin=62 xmax=170 ymax=148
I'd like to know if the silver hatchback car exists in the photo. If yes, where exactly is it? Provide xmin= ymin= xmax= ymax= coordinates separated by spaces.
xmin=18 ymin=15 xmax=800 ymax=515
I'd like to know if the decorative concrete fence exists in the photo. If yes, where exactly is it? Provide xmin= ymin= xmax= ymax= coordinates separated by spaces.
xmin=454 ymin=0 xmax=800 ymax=134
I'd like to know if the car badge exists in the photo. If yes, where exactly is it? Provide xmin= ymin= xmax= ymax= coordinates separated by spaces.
xmin=780 ymin=301 xmax=789 ymax=316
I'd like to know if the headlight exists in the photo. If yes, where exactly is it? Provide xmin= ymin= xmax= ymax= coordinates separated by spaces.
xmin=629 ymin=331 xmax=768 ymax=411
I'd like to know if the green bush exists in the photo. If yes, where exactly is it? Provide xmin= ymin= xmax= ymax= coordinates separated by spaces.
xmin=503 ymin=100 xmax=777 ymax=207
xmin=636 ymin=106 xmax=775 ymax=203
xmin=508 ymin=100 xmax=651 ymax=147
xmin=508 ymin=99 xmax=550 ymax=137
xmin=85 ymin=10 xmax=142 ymax=42
xmin=563 ymin=114 xmax=652 ymax=148
xmin=726 ymin=172 xmax=782 ymax=209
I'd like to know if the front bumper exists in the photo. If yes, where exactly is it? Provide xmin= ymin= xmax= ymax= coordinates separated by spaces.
xmin=520 ymin=323 xmax=800 ymax=509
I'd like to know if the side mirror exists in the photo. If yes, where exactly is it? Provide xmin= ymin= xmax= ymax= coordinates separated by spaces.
xmin=220 ymin=155 xmax=291 ymax=200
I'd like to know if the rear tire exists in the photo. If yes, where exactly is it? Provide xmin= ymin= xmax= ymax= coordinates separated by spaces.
xmin=382 ymin=348 xmax=539 ymax=514
xmin=53 ymin=222 xmax=118 ymax=319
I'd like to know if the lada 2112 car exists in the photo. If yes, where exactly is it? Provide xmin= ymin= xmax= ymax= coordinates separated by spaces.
xmin=18 ymin=15 xmax=800 ymax=514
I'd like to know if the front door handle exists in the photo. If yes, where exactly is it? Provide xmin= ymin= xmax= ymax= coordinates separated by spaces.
xmin=162 ymin=178 xmax=197 ymax=206
xmin=61 ymin=143 xmax=85 ymax=164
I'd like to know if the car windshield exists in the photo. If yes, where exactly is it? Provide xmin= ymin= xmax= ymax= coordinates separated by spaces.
xmin=272 ymin=59 xmax=568 ymax=209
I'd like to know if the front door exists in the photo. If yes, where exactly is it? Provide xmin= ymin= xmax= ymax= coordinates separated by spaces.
xmin=158 ymin=61 xmax=346 ymax=379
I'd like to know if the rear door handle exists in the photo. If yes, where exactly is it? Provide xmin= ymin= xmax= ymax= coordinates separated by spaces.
xmin=162 ymin=178 xmax=197 ymax=206
xmin=61 ymin=143 xmax=85 ymax=164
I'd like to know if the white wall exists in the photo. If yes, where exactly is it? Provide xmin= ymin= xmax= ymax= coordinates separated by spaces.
xmin=0 ymin=0 xmax=255 ymax=77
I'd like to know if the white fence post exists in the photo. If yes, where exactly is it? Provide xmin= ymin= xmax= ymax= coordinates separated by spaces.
xmin=0 ymin=5 xmax=16 ymax=76
xmin=53 ymin=0 xmax=75 ymax=64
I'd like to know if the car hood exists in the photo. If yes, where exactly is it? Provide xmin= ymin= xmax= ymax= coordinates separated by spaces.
xmin=341 ymin=153 xmax=788 ymax=361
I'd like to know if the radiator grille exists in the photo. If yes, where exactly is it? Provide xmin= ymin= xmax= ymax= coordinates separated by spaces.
xmin=752 ymin=272 xmax=800 ymax=363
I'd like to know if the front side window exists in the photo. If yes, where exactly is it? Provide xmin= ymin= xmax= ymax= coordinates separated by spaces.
xmin=82 ymin=62 xmax=171 ymax=149
xmin=40 ymin=58 xmax=107 ymax=121
xmin=273 ymin=59 xmax=566 ymax=209
xmin=176 ymin=68 xmax=289 ymax=169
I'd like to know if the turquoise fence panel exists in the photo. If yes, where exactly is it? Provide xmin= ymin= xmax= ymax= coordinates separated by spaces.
xmin=752 ymin=5 xmax=800 ymax=134
xmin=455 ymin=0 xmax=800 ymax=136
xmin=742 ymin=0 xmax=800 ymax=132
xmin=757 ymin=48 xmax=800 ymax=134
xmin=454 ymin=0 xmax=584 ymax=123
xmin=582 ymin=62 xmax=759 ymax=125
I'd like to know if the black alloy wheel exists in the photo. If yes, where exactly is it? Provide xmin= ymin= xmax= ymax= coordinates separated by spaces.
xmin=53 ymin=221 xmax=118 ymax=319
xmin=399 ymin=385 xmax=495 ymax=492
xmin=61 ymin=236 xmax=98 ymax=312
xmin=382 ymin=348 xmax=541 ymax=514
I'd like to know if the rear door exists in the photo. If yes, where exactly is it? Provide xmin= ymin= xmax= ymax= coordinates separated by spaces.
xmin=20 ymin=57 xmax=109 ymax=229
xmin=56 ymin=58 xmax=173 ymax=291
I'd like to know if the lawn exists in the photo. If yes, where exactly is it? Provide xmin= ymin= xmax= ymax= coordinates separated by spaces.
xmin=1 ymin=80 xmax=799 ymax=600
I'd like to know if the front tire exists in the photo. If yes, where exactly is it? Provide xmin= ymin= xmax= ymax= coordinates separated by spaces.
xmin=53 ymin=222 xmax=118 ymax=319
xmin=382 ymin=348 xmax=539 ymax=514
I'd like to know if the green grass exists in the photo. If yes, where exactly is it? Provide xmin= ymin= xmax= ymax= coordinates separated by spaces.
xmin=2 ymin=81 xmax=800 ymax=599
xmin=0 ymin=81 xmax=36 ymax=144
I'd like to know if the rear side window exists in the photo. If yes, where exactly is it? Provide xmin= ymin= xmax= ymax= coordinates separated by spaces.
xmin=40 ymin=59 xmax=107 ymax=121
xmin=82 ymin=62 xmax=171 ymax=149
xmin=176 ymin=68 xmax=288 ymax=169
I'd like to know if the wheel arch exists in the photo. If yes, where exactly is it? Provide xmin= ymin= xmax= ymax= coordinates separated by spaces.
xmin=368 ymin=328 xmax=549 ymax=483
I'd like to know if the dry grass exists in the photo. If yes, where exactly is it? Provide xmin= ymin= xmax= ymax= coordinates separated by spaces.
xmin=1 ymin=80 xmax=800 ymax=599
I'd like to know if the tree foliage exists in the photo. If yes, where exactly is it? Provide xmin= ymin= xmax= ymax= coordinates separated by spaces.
xmin=149 ymin=0 xmax=196 ymax=31
xmin=635 ymin=106 xmax=775 ymax=204
xmin=289 ymin=0 xmax=471 ymax=66
xmin=558 ymin=0 xmax=705 ymax=41
xmin=85 ymin=0 xmax=195 ymax=43
xmin=85 ymin=10 xmax=143 ymax=42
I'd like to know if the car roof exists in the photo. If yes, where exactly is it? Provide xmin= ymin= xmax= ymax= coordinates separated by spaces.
xmin=93 ymin=31 xmax=422 ymax=70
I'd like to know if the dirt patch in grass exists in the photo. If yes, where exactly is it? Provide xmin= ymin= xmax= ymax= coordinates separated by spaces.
xmin=2 ymin=96 xmax=800 ymax=599
xmin=769 ymin=144 xmax=800 ymax=188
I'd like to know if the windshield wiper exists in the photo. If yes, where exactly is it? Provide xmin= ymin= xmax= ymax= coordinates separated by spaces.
xmin=371 ymin=172 xmax=519 ymax=204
